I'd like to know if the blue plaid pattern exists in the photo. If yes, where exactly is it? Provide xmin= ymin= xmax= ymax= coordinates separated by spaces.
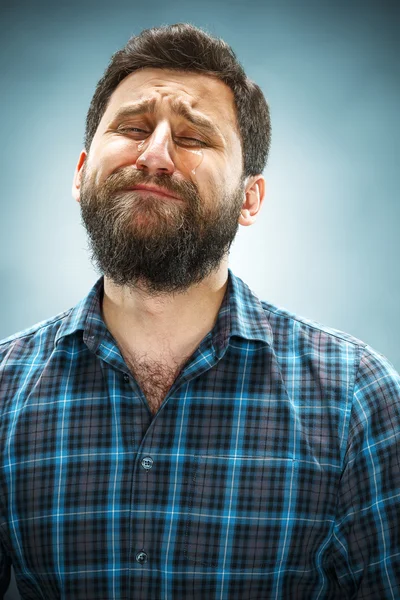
xmin=0 ymin=269 xmax=399 ymax=599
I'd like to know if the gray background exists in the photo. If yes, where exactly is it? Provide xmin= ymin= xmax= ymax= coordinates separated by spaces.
xmin=1 ymin=0 xmax=399 ymax=597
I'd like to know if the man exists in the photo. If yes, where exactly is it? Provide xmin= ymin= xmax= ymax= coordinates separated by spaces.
xmin=0 ymin=22 xmax=399 ymax=600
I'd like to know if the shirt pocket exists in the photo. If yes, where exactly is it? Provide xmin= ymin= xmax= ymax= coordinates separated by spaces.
xmin=182 ymin=454 xmax=300 ymax=571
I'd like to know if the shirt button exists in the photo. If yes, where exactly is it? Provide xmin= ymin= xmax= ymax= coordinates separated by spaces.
xmin=141 ymin=457 xmax=154 ymax=470
xmin=136 ymin=551 xmax=148 ymax=564
xmin=123 ymin=374 xmax=129 ymax=383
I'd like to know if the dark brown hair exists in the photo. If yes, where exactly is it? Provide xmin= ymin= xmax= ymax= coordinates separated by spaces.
xmin=84 ymin=22 xmax=271 ymax=178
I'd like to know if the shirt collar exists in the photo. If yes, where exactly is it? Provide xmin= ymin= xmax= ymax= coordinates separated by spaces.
xmin=211 ymin=268 xmax=273 ymax=352
xmin=55 ymin=268 xmax=273 ymax=351
xmin=54 ymin=276 xmax=106 ymax=350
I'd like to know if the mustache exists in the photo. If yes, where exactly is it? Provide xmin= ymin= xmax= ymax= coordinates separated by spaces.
xmin=101 ymin=167 xmax=198 ymax=199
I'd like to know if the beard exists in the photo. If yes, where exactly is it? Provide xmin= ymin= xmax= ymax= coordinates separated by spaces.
xmin=79 ymin=163 xmax=245 ymax=296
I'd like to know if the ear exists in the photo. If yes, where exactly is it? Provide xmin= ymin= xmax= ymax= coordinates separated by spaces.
xmin=238 ymin=175 xmax=266 ymax=226
xmin=72 ymin=150 xmax=87 ymax=203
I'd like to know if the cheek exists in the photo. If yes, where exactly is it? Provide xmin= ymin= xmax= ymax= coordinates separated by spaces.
xmin=203 ymin=165 xmax=228 ymax=200
xmin=192 ymin=156 xmax=222 ymax=193
xmin=103 ymin=137 xmax=139 ymax=166
xmin=89 ymin=138 xmax=139 ymax=183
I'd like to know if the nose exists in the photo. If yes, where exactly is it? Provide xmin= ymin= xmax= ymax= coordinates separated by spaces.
xmin=135 ymin=122 xmax=175 ymax=176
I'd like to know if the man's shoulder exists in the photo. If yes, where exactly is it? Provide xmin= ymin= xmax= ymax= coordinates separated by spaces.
xmin=230 ymin=270 xmax=370 ymax=354
xmin=260 ymin=298 xmax=368 ymax=350
xmin=258 ymin=297 xmax=400 ymax=403
xmin=0 ymin=308 xmax=73 ymax=365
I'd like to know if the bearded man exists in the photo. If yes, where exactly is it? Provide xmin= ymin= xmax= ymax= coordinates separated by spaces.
xmin=0 ymin=22 xmax=399 ymax=600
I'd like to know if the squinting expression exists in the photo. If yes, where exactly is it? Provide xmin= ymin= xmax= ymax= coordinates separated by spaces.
xmin=85 ymin=67 xmax=243 ymax=199
xmin=76 ymin=68 xmax=247 ymax=295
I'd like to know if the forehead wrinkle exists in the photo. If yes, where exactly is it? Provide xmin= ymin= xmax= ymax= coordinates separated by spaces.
xmin=169 ymin=97 xmax=225 ymax=138
xmin=110 ymin=96 xmax=157 ymax=121
xmin=109 ymin=94 xmax=226 ymax=142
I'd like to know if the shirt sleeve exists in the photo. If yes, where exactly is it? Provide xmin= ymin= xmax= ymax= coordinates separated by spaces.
xmin=331 ymin=345 xmax=400 ymax=599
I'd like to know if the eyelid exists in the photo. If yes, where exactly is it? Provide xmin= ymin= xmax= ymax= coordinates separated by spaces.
xmin=116 ymin=127 xmax=208 ymax=146
xmin=117 ymin=126 xmax=147 ymax=132
xmin=182 ymin=137 xmax=208 ymax=147
xmin=116 ymin=119 xmax=208 ymax=138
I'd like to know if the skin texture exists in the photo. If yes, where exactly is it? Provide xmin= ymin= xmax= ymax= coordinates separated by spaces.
xmin=71 ymin=68 xmax=266 ymax=409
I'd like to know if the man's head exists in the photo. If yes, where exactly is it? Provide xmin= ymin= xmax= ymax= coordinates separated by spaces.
xmin=72 ymin=23 xmax=271 ymax=295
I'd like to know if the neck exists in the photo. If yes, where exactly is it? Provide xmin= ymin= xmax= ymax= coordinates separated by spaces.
xmin=101 ymin=259 xmax=229 ymax=356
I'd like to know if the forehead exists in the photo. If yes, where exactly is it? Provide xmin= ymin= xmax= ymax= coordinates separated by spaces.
xmin=103 ymin=68 xmax=238 ymax=132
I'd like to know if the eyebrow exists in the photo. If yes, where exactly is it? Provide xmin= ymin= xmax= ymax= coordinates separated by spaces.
xmin=110 ymin=97 xmax=224 ymax=141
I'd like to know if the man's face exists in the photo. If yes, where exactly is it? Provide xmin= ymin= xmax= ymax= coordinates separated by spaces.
xmin=76 ymin=68 xmax=248 ymax=295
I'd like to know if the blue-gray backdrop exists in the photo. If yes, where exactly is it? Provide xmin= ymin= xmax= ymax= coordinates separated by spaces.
xmin=1 ymin=0 xmax=399 ymax=597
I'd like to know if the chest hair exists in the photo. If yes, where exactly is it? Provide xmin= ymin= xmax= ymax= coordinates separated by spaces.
xmin=123 ymin=350 xmax=188 ymax=415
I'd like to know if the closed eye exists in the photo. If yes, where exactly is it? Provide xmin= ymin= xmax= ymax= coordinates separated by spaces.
xmin=179 ymin=137 xmax=208 ymax=147
xmin=119 ymin=127 xmax=147 ymax=134
xmin=117 ymin=128 xmax=207 ymax=147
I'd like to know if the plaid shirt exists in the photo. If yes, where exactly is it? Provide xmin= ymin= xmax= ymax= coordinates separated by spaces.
xmin=0 ymin=269 xmax=399 ymax=600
